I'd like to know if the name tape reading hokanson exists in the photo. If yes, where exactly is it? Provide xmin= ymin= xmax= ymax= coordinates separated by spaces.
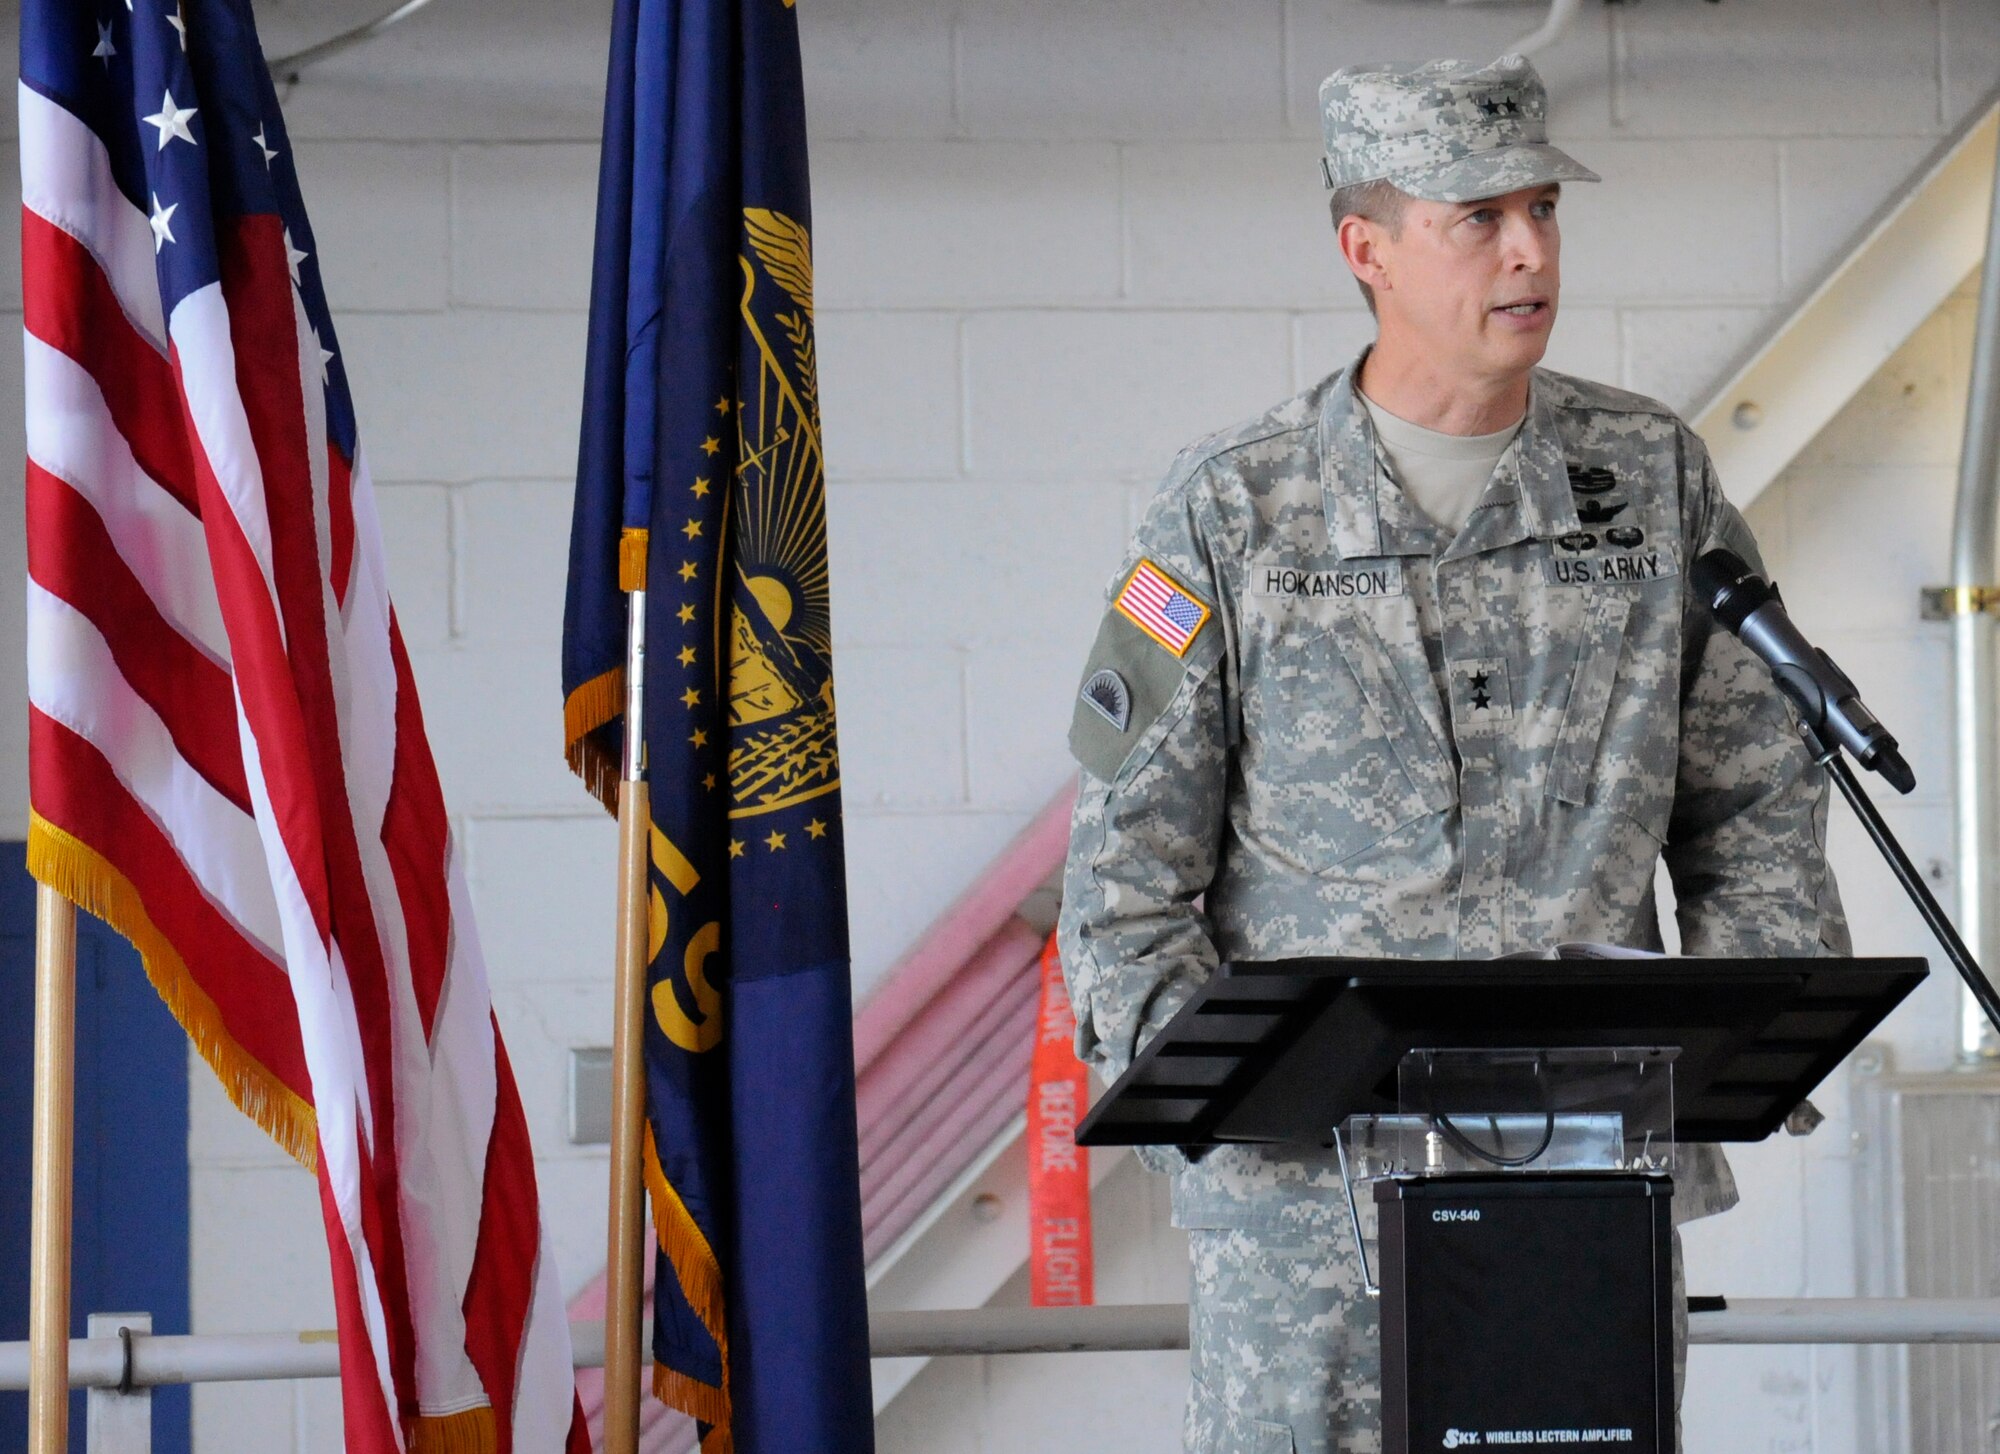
xmin=1115 ymin=559 xmax=1210 ymax=657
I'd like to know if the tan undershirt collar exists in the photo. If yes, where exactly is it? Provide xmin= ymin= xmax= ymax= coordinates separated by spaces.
xmin=1359 ymin=390 xmax=1525 ymax=535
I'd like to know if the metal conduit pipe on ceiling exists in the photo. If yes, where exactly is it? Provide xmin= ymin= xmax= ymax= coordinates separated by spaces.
xmin=265 ymin=0 xmax=440 ymax=78
xmin=1505 ymin=0 xmax=1587 ymax=59
xmin=289 ymin=0 xmax=1588 ymax=82
xmin=1949 ymin=136 xmax=2000 ymax=1065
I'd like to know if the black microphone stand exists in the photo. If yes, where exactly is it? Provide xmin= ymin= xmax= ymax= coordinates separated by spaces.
xmin=1796 ymin=718 xmax=2000 ymax=1039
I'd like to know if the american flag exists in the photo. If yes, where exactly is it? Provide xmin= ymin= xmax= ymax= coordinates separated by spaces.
xmin=1115 ymin=559 xmax=1210 ymax=657
xmin=20 ymin=3 xmax=588 ymax=1450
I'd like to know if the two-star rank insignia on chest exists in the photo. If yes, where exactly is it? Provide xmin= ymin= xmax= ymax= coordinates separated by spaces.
xmin=1453 ymin=659 xmax=1514 ymax=721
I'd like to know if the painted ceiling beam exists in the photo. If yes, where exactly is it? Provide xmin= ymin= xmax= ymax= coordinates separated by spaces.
xmin=1696 ymin=92 xmax=2000 ymax=508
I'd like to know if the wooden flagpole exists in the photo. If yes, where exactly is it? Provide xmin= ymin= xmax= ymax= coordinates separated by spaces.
xmin=604 ymin=583 xmax=651 ymax=1454
xmin=27 ymin=882 xmax=78 ymax=1454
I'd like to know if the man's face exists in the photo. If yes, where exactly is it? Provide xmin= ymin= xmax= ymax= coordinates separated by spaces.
xmin=1362 ymin=183 xmax=1562 ymax=384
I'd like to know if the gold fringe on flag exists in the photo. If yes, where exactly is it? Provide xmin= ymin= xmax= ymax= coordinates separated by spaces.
xmin=562 ymin=666 xmax=625 ymax=814
xmin=409 ymin=1406 xmax=497 ymax=1454
xmin=26 ymin=811 xmax=319 ymax=1168
xmin=653 ymin=1366 xmax=733 ymax=1450
xmin=642 ymin=1130 xmax=733 ymax=1450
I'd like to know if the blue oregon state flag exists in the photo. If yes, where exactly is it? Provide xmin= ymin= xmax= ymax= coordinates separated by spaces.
xmin=561 ymin=0 xmax=874 ymax=1447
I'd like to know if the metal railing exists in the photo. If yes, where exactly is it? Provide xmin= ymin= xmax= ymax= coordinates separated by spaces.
xmin=7 ymin=1298 xmax=2000 ymax=1394
xmin=10 ymin=1300 xmax=1997 ymax=1452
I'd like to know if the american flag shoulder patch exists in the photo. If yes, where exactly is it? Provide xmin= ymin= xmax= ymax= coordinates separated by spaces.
xmin=1114 ymin=558 xmax=1212 ymax=658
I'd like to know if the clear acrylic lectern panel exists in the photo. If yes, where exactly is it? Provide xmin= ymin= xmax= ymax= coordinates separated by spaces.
xmin=1342 ymin=1046 xmax=1677 ymax=1180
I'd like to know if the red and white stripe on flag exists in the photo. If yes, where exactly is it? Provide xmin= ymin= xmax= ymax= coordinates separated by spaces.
xmin=19 ymin=80 xmax=587 ymax=1454
xmin=1114 ymin=558 xmax=1211 ymax=658
xmin=1027 ymin=933 xmax=1094 ymax=1308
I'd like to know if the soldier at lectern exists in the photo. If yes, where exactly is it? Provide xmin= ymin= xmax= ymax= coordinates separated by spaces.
xmin=1056 ymin=54 xmax=1849 ymax=1454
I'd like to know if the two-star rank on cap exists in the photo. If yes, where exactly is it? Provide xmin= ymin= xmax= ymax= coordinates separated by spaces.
xmin=1116 ymin=559 xmax=1211 ymax=657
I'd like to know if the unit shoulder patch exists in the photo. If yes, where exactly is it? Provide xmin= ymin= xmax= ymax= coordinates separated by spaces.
xmin=1069 ymin=561 xmax=1223 ymax=783
xmin=1081 ymin=669 xmax=1131 ymax=731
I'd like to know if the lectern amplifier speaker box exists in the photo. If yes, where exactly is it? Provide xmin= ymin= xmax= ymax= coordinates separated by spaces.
xmin=1375 ymin=1174 xmax=1674 ymax=1453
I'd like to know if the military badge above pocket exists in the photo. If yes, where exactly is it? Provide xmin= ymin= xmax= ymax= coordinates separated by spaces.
xmin=1069 ymin=557 xmax=1221 ymax=784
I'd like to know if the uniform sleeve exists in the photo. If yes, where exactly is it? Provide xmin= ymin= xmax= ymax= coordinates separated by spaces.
xmin=1665 ymin=436 xmax=1852 ymax=959
xmin=1056 ymin=458 xmax=1233 ymax=1088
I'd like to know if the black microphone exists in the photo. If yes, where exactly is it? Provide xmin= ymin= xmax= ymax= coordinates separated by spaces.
xmin=1690 ymin=548 xmax=1915 ymax=795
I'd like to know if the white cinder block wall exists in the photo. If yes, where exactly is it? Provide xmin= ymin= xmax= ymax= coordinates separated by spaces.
xmin=2 ymin=0 xmax=1998 ymax=1448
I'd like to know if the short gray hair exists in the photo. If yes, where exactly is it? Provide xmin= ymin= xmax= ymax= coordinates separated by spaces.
xmin=1328 ymin=178 xmax=1409 ymax=318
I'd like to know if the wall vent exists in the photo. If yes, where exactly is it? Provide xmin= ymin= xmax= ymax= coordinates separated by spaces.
xmin=1854 ymin=1045 xmax=2000 ymax=1452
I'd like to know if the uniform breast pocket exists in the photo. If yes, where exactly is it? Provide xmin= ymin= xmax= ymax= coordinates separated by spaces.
xmin=1547 ymin=591 xmax=1678 ymax=841
xmin=1240 ymin=611 xmax=1456 ymax=868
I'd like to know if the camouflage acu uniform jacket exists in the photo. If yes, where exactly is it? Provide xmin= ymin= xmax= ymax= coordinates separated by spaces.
xmin=1058 ymin=355 xmax=1850 ymax=1233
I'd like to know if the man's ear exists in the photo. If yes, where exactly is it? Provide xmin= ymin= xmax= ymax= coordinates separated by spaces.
xmin=1337 ymin=213 xmax=1389 ymax=295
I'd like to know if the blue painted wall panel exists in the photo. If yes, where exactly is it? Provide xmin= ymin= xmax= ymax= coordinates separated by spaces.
xmin=0 ymin=844 xmax=192 ymax=1453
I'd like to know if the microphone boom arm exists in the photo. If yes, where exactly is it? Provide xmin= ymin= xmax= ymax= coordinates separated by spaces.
xmin=1797 ymin=717 xmax=2000 ymax=1040
xmin=1693 ymin=546 xmax=1999 ymax=1037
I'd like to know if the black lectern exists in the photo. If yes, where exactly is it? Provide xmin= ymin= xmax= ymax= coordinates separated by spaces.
xmin=1077 ymin=955 xmax=1926 ymax=1454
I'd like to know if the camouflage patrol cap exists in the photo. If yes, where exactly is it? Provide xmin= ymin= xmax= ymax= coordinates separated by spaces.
xmin=1319 ymin=54 xmax=1599 ymax=203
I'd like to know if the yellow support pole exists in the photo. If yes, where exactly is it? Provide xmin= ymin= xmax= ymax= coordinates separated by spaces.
xmin=603 ymin=578 xmax=651 ymax=1454
xmin=28 ymin=883 xmax=77 ymax=1454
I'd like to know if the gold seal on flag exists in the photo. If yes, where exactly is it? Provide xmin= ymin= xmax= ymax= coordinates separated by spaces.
xmin=725 ymin=208 xmax=840 ymax=820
